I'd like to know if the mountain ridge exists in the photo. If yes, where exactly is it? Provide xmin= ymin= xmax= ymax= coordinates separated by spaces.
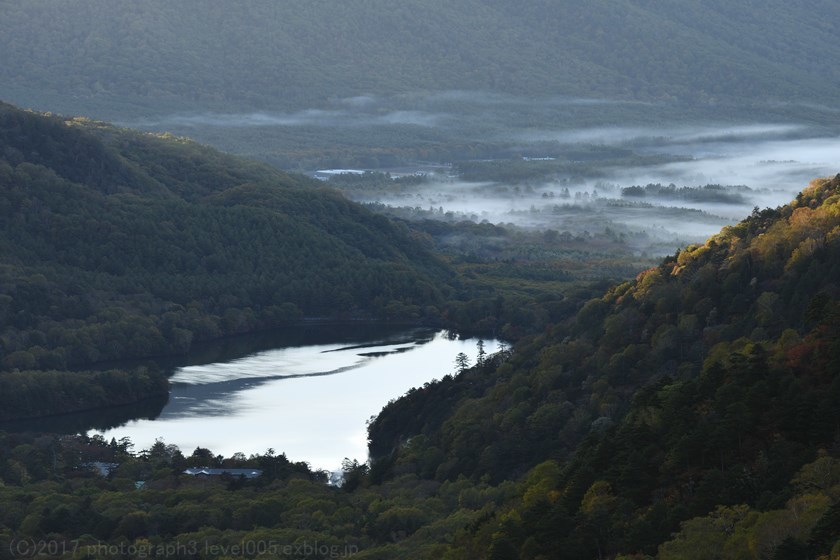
xmin=0 ymin=101 xmax=454 ymax=417
xmin=2 ymin=0 xmax=839 ymax=115
xmin=366 ymin=174 xmax=840 ymax=557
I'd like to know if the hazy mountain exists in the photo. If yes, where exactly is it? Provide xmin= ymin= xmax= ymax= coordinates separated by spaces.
xmin=1 ymin=0 xmax=839 ymax=116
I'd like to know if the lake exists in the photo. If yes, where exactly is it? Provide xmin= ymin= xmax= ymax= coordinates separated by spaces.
xmin=89 ymin=326 xmax=501 ymax=472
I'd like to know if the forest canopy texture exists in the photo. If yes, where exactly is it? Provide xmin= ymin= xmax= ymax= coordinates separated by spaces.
xmin=1 ymin=0 xmax=839 ymax=113
xmin=364 ymin=175 xmax=840 ymax=558
xmin=0 ymin=86 xmax=838 ymax=554
xmin=1 ymin=173 xmax=838 ymax=558
xmin=0 ymin=102 xmax=454 ymax=417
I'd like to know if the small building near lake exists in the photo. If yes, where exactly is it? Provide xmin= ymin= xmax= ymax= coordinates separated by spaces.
xmin=182 ymin=467 xmax=263 ymax=479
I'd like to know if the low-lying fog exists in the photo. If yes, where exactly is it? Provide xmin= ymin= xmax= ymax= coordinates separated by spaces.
xmin=118 ymin=92 xmax=840 ymax=255
xmin=122 ymin=107 xmax=446 ymax=129
xmin=342 ymin=126 xmax=838 ymax=253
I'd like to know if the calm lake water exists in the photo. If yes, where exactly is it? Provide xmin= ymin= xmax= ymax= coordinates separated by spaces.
xmin=90 ymin=327 xmax=500 ymax=471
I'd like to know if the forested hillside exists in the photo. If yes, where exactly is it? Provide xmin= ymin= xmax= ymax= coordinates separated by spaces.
xmin=0 ymin=177 xmax=837 ymax=559
xmin=1 ymin=0 xmax=839 ymax=114
xmin=367 ymin=175 xmax=840 ymax=557
xmin=2 ymin=1 xmax=839 ymax=557
xmin=0 ymin=102 xmax=453 ymax=417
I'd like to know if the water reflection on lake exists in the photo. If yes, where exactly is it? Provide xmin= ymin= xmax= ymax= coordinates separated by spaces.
xmin=92 ymin=328 xmax=500 ymax=471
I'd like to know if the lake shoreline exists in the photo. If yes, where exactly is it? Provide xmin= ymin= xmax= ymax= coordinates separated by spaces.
xmin=1 ymin=319 xmax=443 ymax=426
xmin=88 ymin=328 xmax=502 ymax=469
xmin=66 ymin=316 xmax=451 ymax=372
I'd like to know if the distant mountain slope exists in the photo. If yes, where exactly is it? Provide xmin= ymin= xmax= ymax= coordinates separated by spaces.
xmin=1 ymin=0 xmax=838 ymax=113
xmin=0 ymin=101 xmax=451 ymax=374
xmin=367 ymin=175 xmax=840 ymax=557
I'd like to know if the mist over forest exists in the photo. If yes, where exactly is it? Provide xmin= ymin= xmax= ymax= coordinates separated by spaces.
xmin=2 ymin=2 xmax=840 ymax=559
xmin=103 ymin=90 xmax=838 ymax=254
xmin=3 ymin=1 xmax=839 ymax=253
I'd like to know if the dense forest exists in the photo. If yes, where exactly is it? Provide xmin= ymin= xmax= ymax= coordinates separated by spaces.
xmin=2 ymin=0 xmax=839 ymax=114
xmin=1 ymin=1 xmax=839 ymax=558
xmin=0 ymin=176 xmax=837 ymax=558
xmin=366 ymin=175 xmax=840 ymax=558
xmin=0 ymin=102 xmax=457 ymax=417
xmin=0 ymin=102 xmax=612 ymax=419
